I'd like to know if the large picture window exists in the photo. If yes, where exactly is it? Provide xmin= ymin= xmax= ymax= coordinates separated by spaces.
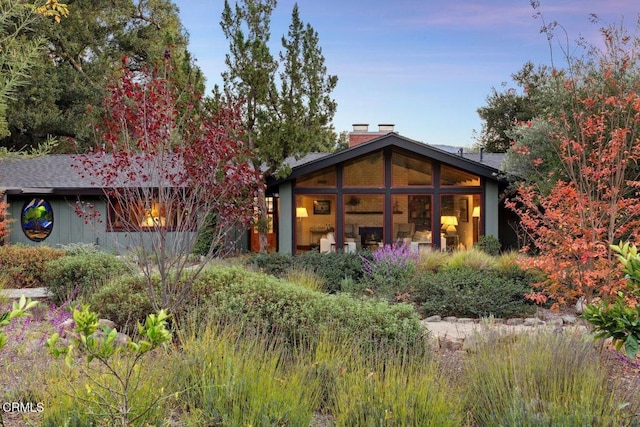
xmin=21 ymin=198 xmax=54 ymax=242
xmin=108 ymin=198 xmax=187 ymax=231
xmin=343 ymin=152 xmax=384 ymax=187
xmin=392 ymin=150 xmax=432 ymax=186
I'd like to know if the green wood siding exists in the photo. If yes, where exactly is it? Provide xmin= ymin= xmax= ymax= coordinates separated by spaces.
xmin=278 ymin=182 xmax=293 ymax=254
xmin=485 ymin=181 xmax=499 ymax=239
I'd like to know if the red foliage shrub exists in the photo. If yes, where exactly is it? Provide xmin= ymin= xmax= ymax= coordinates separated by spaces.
xmin=0 ymin=245 xmax=66 ymax=288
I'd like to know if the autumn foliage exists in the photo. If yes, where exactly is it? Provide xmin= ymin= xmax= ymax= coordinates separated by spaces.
xmin=506 ymin=26 xmax=640 ymax=308
xmin=73 ymin=58 xmax=262 ymax=311
xmin=0 ymin=195 xmax=8 ymax=243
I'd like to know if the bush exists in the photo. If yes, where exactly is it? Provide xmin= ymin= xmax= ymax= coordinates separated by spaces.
xmin=360 ymin=243 xmax=417 ymax=298
xmin=414 ymin=267 xmax=537 ymax=319
xmin=43 ymin=252 xmax=132 ymax=304
xmin=294 ymin=250 xmax=367 ymax=293
xmin=0 ymin=245 xmax=65 ymax=288
xmin=248 ymin=251 xmax=368 ymax=293
xmin=192 ymin=266 xmax=426 ymax=351
xmin=246 ymin=252 xmax=294 ymax=277
xmin=474 ymin=234 xmax=501 ymax=256
xmin=86 ymin=274 xmax=155 ymax=332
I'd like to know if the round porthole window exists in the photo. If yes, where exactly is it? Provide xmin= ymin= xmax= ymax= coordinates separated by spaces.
xmin=21 ymin=198 xmax=54 ymax=242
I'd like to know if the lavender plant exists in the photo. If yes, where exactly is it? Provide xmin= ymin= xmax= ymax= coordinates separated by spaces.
xmin=360 ymin=243 xmax=418 ymax=297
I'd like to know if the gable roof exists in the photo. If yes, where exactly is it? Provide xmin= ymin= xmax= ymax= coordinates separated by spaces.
xmin=271 ymin=133 xmax=505 ymax=185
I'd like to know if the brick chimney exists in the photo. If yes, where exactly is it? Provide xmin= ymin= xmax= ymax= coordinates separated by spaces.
xmin=348 ymin=123 xmax=395 ymax=148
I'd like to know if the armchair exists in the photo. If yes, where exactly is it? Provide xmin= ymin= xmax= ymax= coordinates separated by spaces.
xmin=394 ymin=223 xmax=415 ymax=245
xmin=319 ymin=232 xmax=336 ymax=253
xmin=344 ymin=224 xmax=361 ymax=251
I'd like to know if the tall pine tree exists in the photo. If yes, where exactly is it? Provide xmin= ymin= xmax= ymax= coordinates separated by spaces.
xmin=219 ymin=0 xmax=338 ymax=251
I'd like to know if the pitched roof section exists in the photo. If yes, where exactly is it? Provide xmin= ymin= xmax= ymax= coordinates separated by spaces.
xmin=273 ymin=133 xmax=506 ymax=185
xmin=0 ymin=154 xmax=187 ymax=195
xmin=0 ymin=155 xmax=95 ymax=195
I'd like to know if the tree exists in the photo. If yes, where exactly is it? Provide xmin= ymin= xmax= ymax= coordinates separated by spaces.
xmin=0 ymin=0 xmax=69 ymax=139
xmin=46 ymin=306 xmax=172 ymax=426
xmin=2 ymin=0 xmax=201 ymax=153
xmin=475 ymin=87 xmax=534 ymax=153
xmin=218 ymin=0 xmax=338 ymax=251
xmin=505 ymin=20 xmax=640 ymax=308
xmin=74 ymin=59 xmax=262 ymax=312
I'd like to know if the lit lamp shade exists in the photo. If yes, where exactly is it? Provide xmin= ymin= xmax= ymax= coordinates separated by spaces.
xmin=472 ymin=206 xmax=481 ymax=218
xmin=296 ymin=207 xmax=308 ymax=218
xmin=440 ymin=215 xmax=458 ymax=235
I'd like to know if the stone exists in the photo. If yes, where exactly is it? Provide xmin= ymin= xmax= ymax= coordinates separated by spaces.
xmin=457 ymin=318 xmax=474 ymax=324
xmin=524 ymin=318 xmax=545 ymax=327
xmin=548 ymin=318 xmax=564 ymax=327
xmin=561 ymin=315 xmax=577 ymax=325
xmin=438 ymin=335 xmax=464 ymax=351
xmin=506 ymin=318 xmax=524 ymax=326
xmin=443 ymin=316 xmax=457 ymax=322
xmin=423 ymin=315 xmax=441 ymax=322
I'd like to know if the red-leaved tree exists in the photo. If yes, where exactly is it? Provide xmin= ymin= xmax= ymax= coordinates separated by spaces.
xmin=74 ymin=58 xmax=262 ymax=312
xmin=506 ymin=24 xmax=640 ymax=309
xmin=0 ymin=193 xmax=9 ymax=244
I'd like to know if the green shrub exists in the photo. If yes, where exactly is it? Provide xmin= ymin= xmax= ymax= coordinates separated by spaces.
xmin=193 ymin=266 xmax=426 ymax=351
xmin=246 ymin=252 xmax=294 ymax=277
xmin=191 ymin=212 xmax=217 ymax=256
xmin=464 ymin=330 xmax=638 ymax=426
xmin=43 ymin=252 xmax=132 ymax=304
xmin=0 ymin=245 xmax=65 ymax=288
xmin=474 ymin=234 xmax=501 ymax=256
xmin=86 ymin=274 xmax=155 ymax=332
xmin=294 ymin=250 xmax=367 ymax=293
xmin=248 ymin=251 xmax=368 ymax=293
xmin=414 ymin=267 xmax=536 ymax=318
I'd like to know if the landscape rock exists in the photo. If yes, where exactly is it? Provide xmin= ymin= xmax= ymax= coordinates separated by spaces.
xmin=457 ymin=318 xmax=474 ymax=324
xmin=524 ymin=318 xmax=545 ymax=327
xmin=506 ymin=318 xmax=524 ymax=325
xmin=424 ymin=315 xmax=441 ymax=322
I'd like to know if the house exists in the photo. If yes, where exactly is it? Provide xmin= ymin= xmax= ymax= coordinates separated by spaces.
xmin=261 ymin=124 xmax=511 ymax=254
xmin=1 ymin=124 xmax=510 ymax=253
xmin=0 ymin=155 xmax=208 ymax=252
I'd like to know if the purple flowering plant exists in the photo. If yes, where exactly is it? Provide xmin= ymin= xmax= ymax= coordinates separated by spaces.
xmin=361 ymin=241 xmax=418 ymax=292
